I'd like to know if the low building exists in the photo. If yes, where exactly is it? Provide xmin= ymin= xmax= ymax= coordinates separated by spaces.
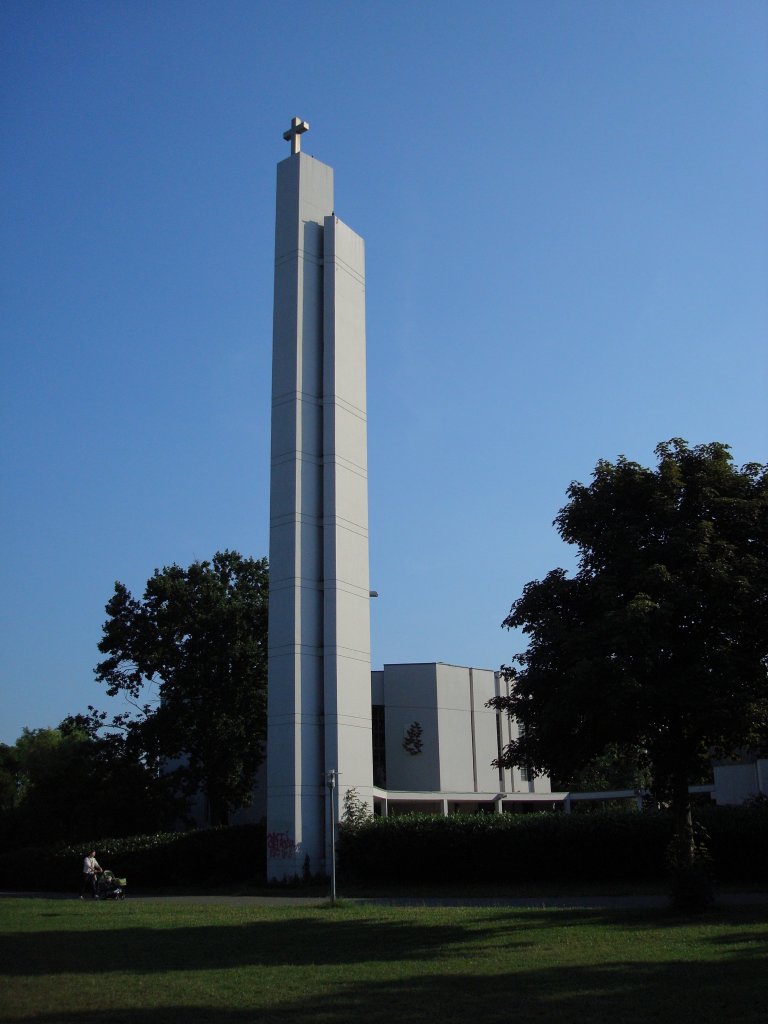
xmin=219 ymin=661 xmax=762 ymax=829
xmin=712 ymin=755 xmax=768 ymax=805
xmin=371 ymin=662 xmax=557 ymax=816
xmin=223 ymin=661 xmax=556 ymax=828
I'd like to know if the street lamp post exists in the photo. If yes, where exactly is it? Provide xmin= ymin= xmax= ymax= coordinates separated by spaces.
xmin=326 ymin=769 xmax=338 ymax=903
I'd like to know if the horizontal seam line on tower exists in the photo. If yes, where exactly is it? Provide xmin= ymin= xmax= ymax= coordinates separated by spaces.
xmin=322 ymin=721 xmax=374 ymax=730
xmin=323 ymin=519 xmax=369 ymax=538
xmin=266 ymin=716 xmax=325 ymax=726
xmin=327 ymin=393 xmax=367 ymax=416
xmin=324 ymin=648 xmax=372 ymax=661
xmin=326 ymin=255 xmax=365 ymax=285
xmin=268 ymin=578 xmax=369 ymax=592
xmin=268 ymin=580 xmax=324 ymax=590
xmin=323 ymin=581 xmax=370 ymax=598
xmin=270 ymin=450 xmax=366 ymax=465
xmin=271 ymin=393 xmax=367 ymax=421
xmin=272 ymin=391 xmax=323 ymax=408
xmin=324 ymin=572 xmax=370 ymax=587
xmin=324 ymin=647 xmax=371 ymax=659
xmin=268 ymin=646 xmax=324 ymax=656
xmin=271 ymin=451 xmax=324 ymax=466
xmin=323 ymin=461 xmax=368 ymax=480
xmin=275 ymin=248 xmax=324 ymax=267
xmin=325 ymin=406 xmax=368 ymax=428
xmin=269 ymin=514 xmax=324 ymax=528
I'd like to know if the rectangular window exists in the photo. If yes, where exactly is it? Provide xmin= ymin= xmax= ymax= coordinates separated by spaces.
xmin=372 ymin=705 xmax=386 ymax=788
xmin=516 ymin=720 xmax=529 ymax=783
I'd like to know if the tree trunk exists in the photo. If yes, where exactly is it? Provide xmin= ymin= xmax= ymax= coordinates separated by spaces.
xmin=671 ymin=768 xmax=694 ymax=867
xmin=206 ymin=787 xmax=230 ymax=828
xmin=668 ymin=764 xmax=714 ymax=910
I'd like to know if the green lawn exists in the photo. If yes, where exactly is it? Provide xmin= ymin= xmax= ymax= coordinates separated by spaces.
xmin=1 ymin=898 xmax=766 ymax=1024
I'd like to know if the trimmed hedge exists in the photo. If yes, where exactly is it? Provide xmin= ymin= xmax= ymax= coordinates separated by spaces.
xmin=0 ymin=823 xmax=266 ymax=892
xmin=338 ymin=805 xmax=768 ymax=885
xmin=3 ymin=806 xmax=765 ymax=893
xmin=698 ymin=804 xmax=768 ymax=882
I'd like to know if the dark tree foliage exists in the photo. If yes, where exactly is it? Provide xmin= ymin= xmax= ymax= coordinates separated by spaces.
xmin=490 ymin=440 xmax=768 ymax=862
xmin=0 ymin=723 xmax=181 ymax=846
xmin=0 ymin=743 xmax=21 ymax=814
xmin=94 ymin=550 xmax=268 ymax=825
xmin=552 ymin=742 xmax=654 ymax=797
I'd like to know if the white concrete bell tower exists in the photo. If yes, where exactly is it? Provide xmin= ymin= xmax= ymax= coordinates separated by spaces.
xmin=266 ymin=119 xmax=374 ymax=880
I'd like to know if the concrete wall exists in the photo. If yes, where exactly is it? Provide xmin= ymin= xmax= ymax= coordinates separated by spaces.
xmin=382 ymin=663 xmax=441 ymax=791
xmin=493 ymin=670 xmax=550 ymax=793
xmin=322 ymin=215 xmax=374 ymax=846
xmin=714 ymin=760 xmax=768 ymax=805
xmin=266 ymin=153 xmax=335 ymax=880
xmin=266 ymin=151 xmax=374 ymax=880
xmin=376 ymin=662 xmax=550 ymax=798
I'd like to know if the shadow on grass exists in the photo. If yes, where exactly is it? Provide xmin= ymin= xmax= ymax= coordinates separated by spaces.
xmin=0 ymin=911 xmax=533 ymax=975
xmin=471 ymin=904 xmax=768 ymax=938
xmin=2 ymin=953 xmax=768 ymax=1024
xmin=3 ymin=906 xmax=767 ymax=979
xmin=3 ymin=906 xmax=768 ymax=1024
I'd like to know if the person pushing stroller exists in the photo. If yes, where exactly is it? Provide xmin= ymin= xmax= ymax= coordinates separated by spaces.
xmin=80 ymin=850 xmax=102 ymax=899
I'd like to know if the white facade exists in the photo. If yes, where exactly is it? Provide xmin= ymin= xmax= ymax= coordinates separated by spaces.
xmin=266 ymin=145 xmax=373 ymax=880
xmin=371 ymin=663 xmax=554 ymax=815
xmin=713 ymin=759 xmax=768 ymax=805
xmin=229 ymin=661 xmax=553 ymax=836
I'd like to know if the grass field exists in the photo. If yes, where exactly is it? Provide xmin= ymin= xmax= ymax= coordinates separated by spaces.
xmin=1 ymin=898 xmax=766 ymax=1024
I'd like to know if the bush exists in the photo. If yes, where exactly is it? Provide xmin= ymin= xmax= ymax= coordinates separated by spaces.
xmin=338 ymin=805 xmax=768 ymax=886
xmin=339 ymin=810 xmax=669 ymax=884
xmin=0 ymin=823 xmax=266 ymax=892
xmin=697 ymin=802 xmax=768 ymax=882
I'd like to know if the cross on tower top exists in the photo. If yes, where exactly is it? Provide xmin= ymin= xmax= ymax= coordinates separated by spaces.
xmin=283 ymin=116 xmax=309 ymax=155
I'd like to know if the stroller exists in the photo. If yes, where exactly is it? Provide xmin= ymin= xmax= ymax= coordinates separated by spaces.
xmin=95 ymin=869 xmax=127 ymax=900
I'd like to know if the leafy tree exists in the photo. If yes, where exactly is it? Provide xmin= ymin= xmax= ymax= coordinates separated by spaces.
xmin=0 ymin=723 xmax=180 ymax=845
xmin=0 ymin=743 xmax=21 ymax=814
xmin=553 ymin=742 xmax=653 ymax=797
xmin=9 ymin=726 xmax=91 ymax=839
xmin=61 ymin=715 xmax=186 ymax=836
xmin=491 ymin=440 xmax=768 ymax=867
xmin=341 ymin=788 xmax=373 ymax=829
xmin=94 ymin=550 xmax=268 ymax=825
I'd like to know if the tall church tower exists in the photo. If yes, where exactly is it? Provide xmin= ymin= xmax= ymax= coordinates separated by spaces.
xmin=266 ymin=119 xmax=374 ymax=880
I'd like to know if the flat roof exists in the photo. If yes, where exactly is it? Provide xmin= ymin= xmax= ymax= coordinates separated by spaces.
xmin=376 ymin=661 xmax=496 ymax=672
xmin=372 ymin=787 xmax=568 ymax=802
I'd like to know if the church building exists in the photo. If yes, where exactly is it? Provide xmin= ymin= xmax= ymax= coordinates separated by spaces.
xmin=264 ymin=120 xmax=553 ymax=880
xmin=371 ymin=662 xmax=553 ymax=817
xmin=190 ymin=122 xmax=759 ymax=866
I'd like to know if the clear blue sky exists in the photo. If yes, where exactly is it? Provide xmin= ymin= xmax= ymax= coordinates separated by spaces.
xmin=1 ymin=1 xmax=766 ymax=744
